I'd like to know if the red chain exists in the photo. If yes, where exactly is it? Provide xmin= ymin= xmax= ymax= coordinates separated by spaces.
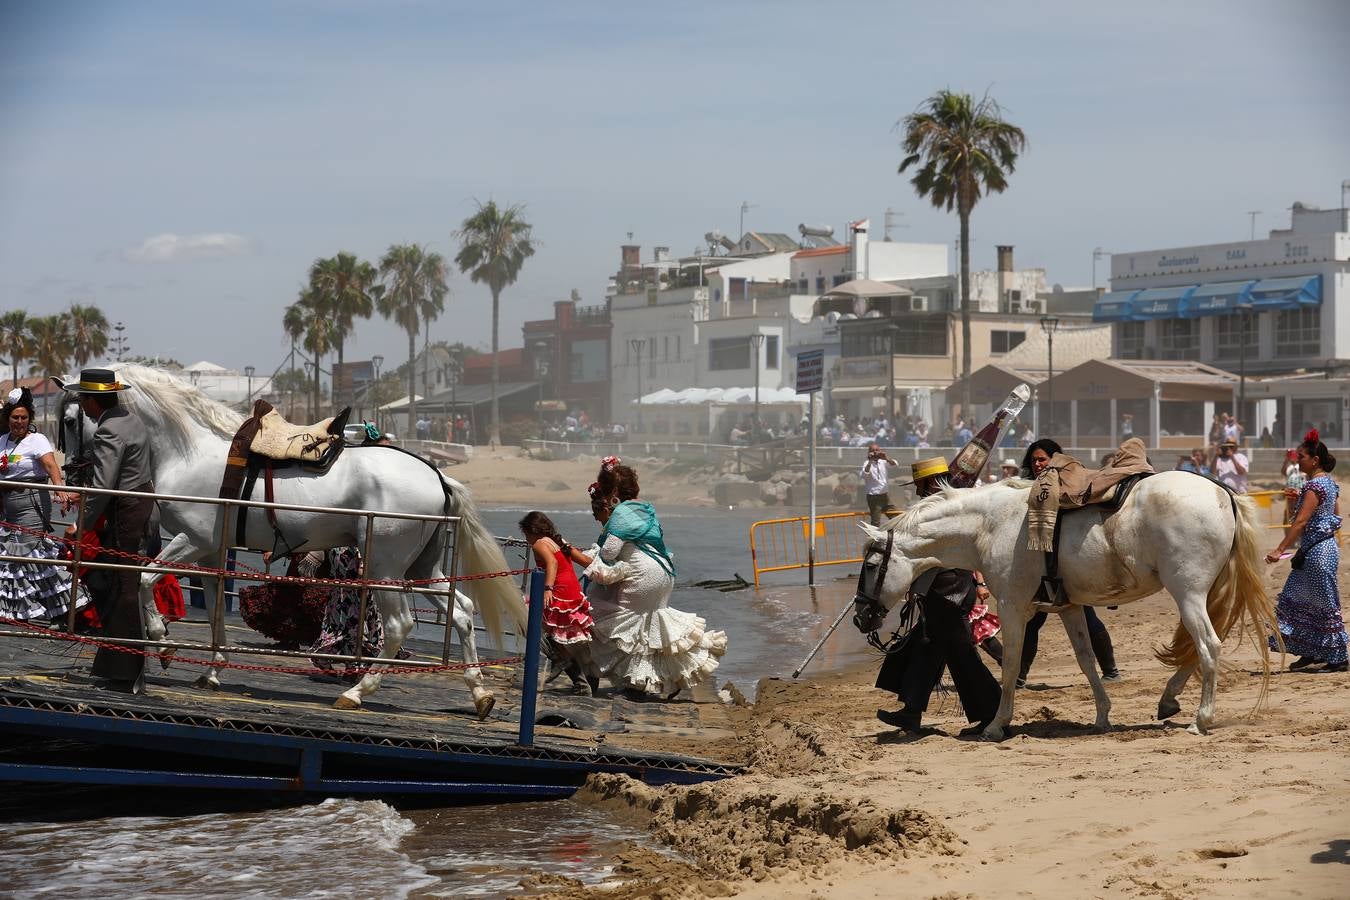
xmin=5 ymin=521 xmax=531 ymax=590
xmin=0 ymin=615 xmax=522 ymax=676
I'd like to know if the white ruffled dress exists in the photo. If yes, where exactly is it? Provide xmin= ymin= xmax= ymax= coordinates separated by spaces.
xmin=583 ymin=534 xmax=727 ymax=696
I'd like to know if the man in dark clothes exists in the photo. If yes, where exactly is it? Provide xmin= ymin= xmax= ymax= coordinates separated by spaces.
xmin=874 ymin=457 xmax=1001 ymax=735
xmin=57 ymin=368 xmax=155 ymax=694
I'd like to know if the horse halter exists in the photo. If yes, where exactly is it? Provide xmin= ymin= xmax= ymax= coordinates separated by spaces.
xmin=852 ymin=528 xmax=895 ymax=635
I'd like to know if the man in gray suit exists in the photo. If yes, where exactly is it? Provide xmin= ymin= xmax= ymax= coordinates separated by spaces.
xmin=58 ymin=368 xmax=154 ymax=693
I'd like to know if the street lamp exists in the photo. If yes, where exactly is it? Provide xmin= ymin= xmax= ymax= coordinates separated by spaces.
xmin=243 ymin=366 xmax=255 ymax=406
xmin=371 ymin=355 xmax=384 ymax=432
xmin=1092 ymin=248 xmax=1109 ymax=289
xmin=629 ymin=338 xmax=646 ymax=429
xmin=1040 ymin=316 xmax=1060 ymax=436
xmin=749 ymin=332 xmax=766 ymax=443
xmin=1236 ymin=303 xmax=1254 ymax=437
xmin=884 ymin=322 xmax=899 ymax=430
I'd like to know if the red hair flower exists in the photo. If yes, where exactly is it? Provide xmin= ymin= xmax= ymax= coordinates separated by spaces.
xmin=1304 ymin=428 xmax=1320 ymax=445
xmin=601 ymin=455 xmax=622 ymax=472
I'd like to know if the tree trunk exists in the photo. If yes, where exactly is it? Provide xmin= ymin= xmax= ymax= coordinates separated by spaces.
xmin=959 ymin=205 xmax=972 ymax=424
xmin=407 ymin=327 xmax=417 ymax=439
xmin=335 ymin=336 xmax=345 ymax=412
xmin=489 ymin=287 xmax=501 ymax=447
xmin=312 ymin=354 xmax=321 ymax=421
xmin=422 ymin=320 xmax=430 ymax=427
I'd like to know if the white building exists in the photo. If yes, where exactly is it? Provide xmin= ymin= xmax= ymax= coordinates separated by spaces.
xmin=182 ymin=360 xmax=273 ymax=407
xmin=1095 ymin=202 xmax=1350 ymax=442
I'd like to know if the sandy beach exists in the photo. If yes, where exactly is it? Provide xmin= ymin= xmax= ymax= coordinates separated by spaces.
xmin=520 ymin=560 xmax=1349 ymax=899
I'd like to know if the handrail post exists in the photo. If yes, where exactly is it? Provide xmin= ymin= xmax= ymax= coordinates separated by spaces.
xmin=211 ymin=501 xmax=231 ymax=660
xmin=517 ymin=567 xmax=546 ymax=748
xmin=442 ymin=517 xmax=461 ymax=665
xmin=66 ymin=491 xmax=87 ymax=633
xmin=355 ymin=512 xmax=376 ymax=666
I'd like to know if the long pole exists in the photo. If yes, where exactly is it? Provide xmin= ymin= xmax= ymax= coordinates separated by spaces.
xmin=1047 ymin=331 xmax=1054 ymax=434
xmin=808 ymin=394 xmax=817 ymax=586
xmin=1238 ymin=308 xmax=1249 ymax=434
xmin=792 ymin=595 xmax=854 ymax=679
xmin=750 ymin=333 xmax=765 ymax=442
xmin=517 ymin=568 xmax=546 ymax=748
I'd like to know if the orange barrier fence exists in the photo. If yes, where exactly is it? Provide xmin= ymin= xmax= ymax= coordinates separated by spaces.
xmin=749 ymin=511 xmax=870 ymax=586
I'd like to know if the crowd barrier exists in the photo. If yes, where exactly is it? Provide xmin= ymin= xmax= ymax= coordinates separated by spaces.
xmin=749 ymin=511 xmax=869 ymax=586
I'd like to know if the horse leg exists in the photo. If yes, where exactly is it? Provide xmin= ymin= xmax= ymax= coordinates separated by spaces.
xmin=336 ymin=591 xmax=414 ymax=710
xmin=1176 ymin=595 xmax=1222 ymax=734
xmin=447 ymin=590 xmax=495 ymax=719
xmin=194 ymin=574 xmax=227 ymax=690
xmin=984 ymin=601 xmax=1028 ymax=741
xmin=1060 ymin=606 xmax=1111 ymax=730
xmin=1157 ymin=665 xmax=1195 ymax=721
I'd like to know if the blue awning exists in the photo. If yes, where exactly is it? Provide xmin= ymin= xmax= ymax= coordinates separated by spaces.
xmin=1130 ymin=285 xmax=1194 ymax=319
xmin=1091 ymin=290 xmax=1138 ymax=322
xmin=1248 ymin=275 xmax=1321 ymax=311
xmin=1181 ymin=280 xmax=1254 ymax=318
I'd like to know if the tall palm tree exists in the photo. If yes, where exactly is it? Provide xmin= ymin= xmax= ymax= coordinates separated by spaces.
xmin=309 ymin=252 xmax=380 ymax=408
xmin=66 ymin=303 xmax=110 ymax=367
xmin=27 ymin=315 xmax=70 ymax=428
xmin=455 ymin=200 xmax=535 ymax=446
xmin=282 ymin=288 xmax=336 ymax=418
xmin=0 ymin=310 xmax=32 ymax=388
xmin=376 ymin=243 xmax=449 ymax=436
xmin=898 ymin=89 xmax=1026 ymax=420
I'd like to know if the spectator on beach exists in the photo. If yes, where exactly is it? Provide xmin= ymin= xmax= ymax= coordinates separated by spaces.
xmin=1265 ymin=430 xmax=1347 ymax=672
xmin=1259 ymin=427 xmax=1274 ymax=449
xmin=997 ymin=458 xmax=1020 ymax=481
xmin=1222 ymin=414 xmax=1242 ymax=445
xmin=1212 ymin=439 xmax=1249 ymax=493
xmin=1120 ymin=413 xmax=1133 ymax=441
xmin=1178 ymin=447 xmax=1211 ymax=476
xmin=860 ymin=442 xmax=899 ymax=526
xmin=1208 ymin=414 xmax=1224 ymax=447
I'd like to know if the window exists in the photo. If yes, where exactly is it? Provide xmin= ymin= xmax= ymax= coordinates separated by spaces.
xmin=1214 ymin=313 xmax=1258 ymax=361
xmin=709 ymin=337 xmax=751 ymax=370
xmin=798 ymin=278 xmax=808 ymax=293
xmin=833 ymin=274 xmax=849 ymax=287
xmin=663 ymin=336 xmax=669 ymax=361
xmin=1276 ymin=308 xmax=1320 ymax=357
xmin=765 ymin=335 xmax=779 ymax=369
xmin=990 ymin=330 xmax=1027 ymax=354
xmin=815 ymin=275 xmax=825 ymax=292
xmin=1117 ymin=322 xmax=1145 ymax=359
xmin=675 ymin=335 xmax=681 ymax=361
xmin=840 ymin=318 xmax=947 ymax=357
xmin=1159 ymin=319 xmax=1198 ymax=360
xmin=567 ymin=339 xmax=606 ymax=383
xmin=648 ymin=337 xmax=656 ymax=377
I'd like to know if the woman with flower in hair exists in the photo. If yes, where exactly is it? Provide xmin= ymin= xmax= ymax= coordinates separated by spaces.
xmin=564 ymin=456 xmax=727 ymax=700
xmin=0 ymin=387 xmax=90 ymax=621
xmin=1266 ymin=429 xmax=1348 ymax=672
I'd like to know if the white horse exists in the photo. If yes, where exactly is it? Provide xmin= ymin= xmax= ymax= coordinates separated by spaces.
xmin=59 ymin=365 xmax=524 ymax=717
xmin=853 ymin=472 xmax=1278 ymax=738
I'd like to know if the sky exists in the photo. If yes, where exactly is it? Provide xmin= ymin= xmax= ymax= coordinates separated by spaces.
xmin=1 ymin=0 xmax=1347 ymax=377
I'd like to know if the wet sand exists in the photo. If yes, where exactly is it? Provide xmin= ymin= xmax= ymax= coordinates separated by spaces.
xmin=524 ymin=563 xmax=1350 ymax=899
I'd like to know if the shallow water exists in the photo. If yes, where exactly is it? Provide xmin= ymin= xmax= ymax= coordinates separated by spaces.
xmin=0 ymin=505 xmax=871 ymax=898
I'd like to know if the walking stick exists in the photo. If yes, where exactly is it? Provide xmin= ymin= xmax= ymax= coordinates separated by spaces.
xmin=792 ymin=596 xmax=855 ymax=679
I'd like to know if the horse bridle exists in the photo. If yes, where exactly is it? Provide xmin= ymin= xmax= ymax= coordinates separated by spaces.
xmin=852 ymin=529 xmax=895 ymax=635
xmin=58 ymin=396 xmax=95 ymax=487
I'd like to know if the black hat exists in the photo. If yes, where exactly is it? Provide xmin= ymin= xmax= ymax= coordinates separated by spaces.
xmin=56 ymin=368 xmax=131 ymax=394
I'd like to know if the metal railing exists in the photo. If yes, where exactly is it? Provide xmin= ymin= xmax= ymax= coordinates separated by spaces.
xmin=749 ymin=510 xmax=870 ymax=586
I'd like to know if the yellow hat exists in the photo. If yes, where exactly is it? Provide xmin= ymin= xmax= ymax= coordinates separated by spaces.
xmin=911 ymin=456 xmax=949 ymax=481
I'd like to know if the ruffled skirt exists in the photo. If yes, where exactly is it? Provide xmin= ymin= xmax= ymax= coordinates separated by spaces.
xmin=0 ymin=529 xmax=91 ymax=622
xmin=589 ymin=601 xmax=728 ymax=696
xmin=542 ymin=590 xmax=593 ymax=645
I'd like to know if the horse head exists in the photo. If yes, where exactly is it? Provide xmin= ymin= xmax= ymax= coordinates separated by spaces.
xmin=851 ymin=522 xmax=925 ymax=635
xmin=56 ymin=386 xmax=98 ymax=486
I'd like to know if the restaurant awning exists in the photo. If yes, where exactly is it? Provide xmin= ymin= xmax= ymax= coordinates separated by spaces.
xmin=1091 ymin=291 xmax=1138 ymax=322
xmin=1248 ymin=274 xmax=1321 ymax=311
xmin=1181 ymin=280 xmax=1252 ymax=317
xmin=1129 ymin=285 xmax=1193 ymax=319
xmin=1091 ymin=275 xmax=1321 ymax=321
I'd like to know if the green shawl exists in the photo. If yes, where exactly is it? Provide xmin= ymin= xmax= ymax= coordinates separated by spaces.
xmin=598 ymin=500 xmax=676 ymax=577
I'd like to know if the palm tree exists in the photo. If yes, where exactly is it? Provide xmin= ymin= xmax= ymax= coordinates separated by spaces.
xmin=309 ymin=252 xmax=380 ymax=408
xmin=282 ymin=288 xmax=336 ymax=418
xmin=898 ymin=89 xmax=1026 ymax=420
xmin=376 ymin=244 xmax=449 ymax=436
xmin=66 ymin=303 xmax=110 ymax=367
xmin=27 ymin=315 xmax=70 ymax=427
xmin=0 ymin=310 xmax=32 ymax=388
xmin=455 ymin=200 xmax=535 ymax=446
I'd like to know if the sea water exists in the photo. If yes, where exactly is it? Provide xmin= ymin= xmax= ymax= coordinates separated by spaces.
xmin=0 ymin=505 xmax=871 ymax=898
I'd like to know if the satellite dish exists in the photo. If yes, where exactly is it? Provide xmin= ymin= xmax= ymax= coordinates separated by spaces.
xmin=1052 ymin=283 xmax=1065 ymax=294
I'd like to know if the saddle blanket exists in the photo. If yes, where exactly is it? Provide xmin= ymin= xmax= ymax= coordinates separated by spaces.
xmin=1027 ymin=437 xmax=1154 ymax=552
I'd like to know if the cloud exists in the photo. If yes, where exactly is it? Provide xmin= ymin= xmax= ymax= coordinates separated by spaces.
xmin=123 ymin=232 xmax=253 ymax=263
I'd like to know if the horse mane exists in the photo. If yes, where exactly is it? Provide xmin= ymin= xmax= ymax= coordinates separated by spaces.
xmin=884 ymin=478 xmax=1031 ymax=535
xmin=115 ymin=363 xmax=243 ymax=452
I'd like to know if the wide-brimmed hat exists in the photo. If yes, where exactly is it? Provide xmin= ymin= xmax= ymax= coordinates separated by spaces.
xmin=911 ymin=456 xmax=949 ymax=481
xmin=999 ymin=457 xmax=1019 ymax=470
xmin=57 ymin=368 xmax=131 ymax=394
xmin=1219 ymin=438 xmax=1238 ymax=449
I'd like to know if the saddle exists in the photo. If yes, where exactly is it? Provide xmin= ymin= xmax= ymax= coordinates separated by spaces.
xmin=218 ymin=400 xmax=352 ymax=554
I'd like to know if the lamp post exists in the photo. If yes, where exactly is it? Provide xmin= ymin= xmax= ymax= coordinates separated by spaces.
xmin=1237 ymin=303 xmax=1254 ymax=437
xmin=629 ymin=338 xmax=646 ymax=429
xmin=885 ymin=322 xmax=899 ymax=430
xmin=1092 ymin=248 xmax=1109 ymax=289
xmin=243 ymin=365 xmax=255 ymax=406
xmin=371 ymin=354 xmax=384 ymax=432
xmin=1040 ymin=316 xmax=1060 ymax=436
xmin=449 ymin=358 xmax=460 ymax=442
xmin=112 ymin=321 xmax=128 ymax=360
xmin=749 ymin=332 xmax=766 ymax=443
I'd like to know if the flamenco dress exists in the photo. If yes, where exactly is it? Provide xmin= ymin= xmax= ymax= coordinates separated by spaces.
xmin=1269 ymin=475 xmax=1348 ymax=666
xmin=582 ymin=501 xmax=727 ymax=695
xmin=0 ymin=433 xmax=91 ymax=622
xmin=542 ymin=548 xmax=593 ymax=645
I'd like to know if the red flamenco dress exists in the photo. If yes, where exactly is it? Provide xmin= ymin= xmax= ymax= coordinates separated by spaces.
xmin=542 ymin=549 xmax=593 ymax=645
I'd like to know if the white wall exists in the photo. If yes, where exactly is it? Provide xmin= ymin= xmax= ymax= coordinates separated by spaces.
xmin=609 ymin=287 xmax=706 ymax=424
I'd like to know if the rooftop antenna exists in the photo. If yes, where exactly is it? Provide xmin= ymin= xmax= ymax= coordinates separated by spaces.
xmin=883 ymin=207 xmax=908 ymax=241
xmin=1245 ymin=211 xmax=1260 ymax=241
xmin=739 ymin=201 xmax=756 ymax=238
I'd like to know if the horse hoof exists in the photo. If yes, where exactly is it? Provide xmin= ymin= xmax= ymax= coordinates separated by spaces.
xmin=193 ymin=675 xmax=219 ymax=691
xmin=159 ymin=649 xmax=176 ymax=671
xmin=1186 ymin=722 xmax=1208 ymax=736
xmin=334 ymin=692 xmax=362 ymax=710
xmin=1157 ymin=698 xmax=1182 ymax=720
xmin=981 ymin=723 xmax=1007 ymax=741
xmin=474 ymin=694 xmax=496 ymax=720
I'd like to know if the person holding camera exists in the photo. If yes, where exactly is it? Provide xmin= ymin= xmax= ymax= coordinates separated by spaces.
xmin=860 ymin=441 xmax=898 ymax=525
xmin=1212 ymin=438 xmax=1249 ymax=493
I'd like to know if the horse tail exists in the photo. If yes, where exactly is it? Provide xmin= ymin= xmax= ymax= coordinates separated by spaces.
xmin=1156 ymin=491 xmax=1280 ymax=706
xmin=437 ymin=474 xmax=527 ymax=648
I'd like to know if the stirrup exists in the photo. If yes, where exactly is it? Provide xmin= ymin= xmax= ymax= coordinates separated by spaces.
xmin=1033 ymin=576 xmax=1070 ymax=608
